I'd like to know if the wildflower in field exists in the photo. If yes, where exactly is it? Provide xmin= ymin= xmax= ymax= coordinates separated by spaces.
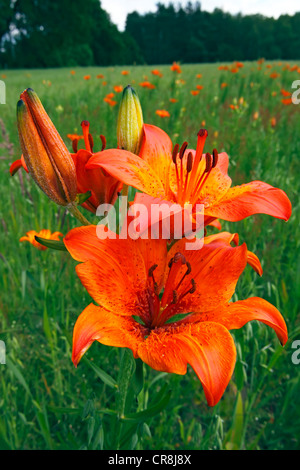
xmin=196 ymin=74 xmax=202 ymax=78
xmin=16 ymin=88 xmax=77 ymax=206
xmin=70 ymin=70 xmax=76 ymax=75
xmin=270 ymin=117 xmax=277 ymax=128
xmin=156 ymin=110 xmax=170 ymax=118
xmin=113 ymin=85 xmax=123 ymax=93
xmin=230 ymin=67 xmax=239 ymax=73
xmin=104 ymin=96 xmax=117 ymax=106
xmin=20 ymin=229 xmax=63 ymax=251
xmin=270 ymin=72 xmax=280 ymax=79
xmin=281 ymin=98 xmax=292 ymax=105
xmin=191 ymin=90 xmax=200 ymax=96
xmin=253 ymin=111 xmax=259 ymax=120
xmin=96 ymin=74 xmax=104 ymax=79
xmin=84 ymin=75 xmax=91 ymax=80
xmin=86 ymin=124 xmax=292 ymax=231
xmin=235 ymin=62 xmax=244 ymax=68
xmin=152 ymin=69 xmax=163 ymax=77
xmin=64 ymin=225 xmax=287 ymax=406
xmin=280 ymin=89 xmax=292 ymax=97
xmin=121 ymin=70 xmax=130 ymax=75
xmin=221 ymin=82 xmax=228 ymax=89
xmin=169 ymin=98 xmax=178 ymax=103
xmin=139 ymin=81 xmax=155 ymax=89
xmin=71 ymin=120 xmax=122 ymax=213
xmin=196 ymin=85 xmax=204 ymax=90
xmin=170 ymin=62 xmax=182 ymax=73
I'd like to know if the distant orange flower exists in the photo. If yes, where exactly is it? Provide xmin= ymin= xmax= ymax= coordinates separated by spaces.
xmin=1 ymin=74 xmax=7 ymax=79
xmin=253 ymin=111 xmax=259 ymax=120
xmin=196 ymin=74 xmax=202 ymax=78
xmin=270 ymin=117 xmax=277 ymax=127
xmin=113 ymin=85 xmax=123 ymax=93
xmin=281 ymin=98 xmax=292 ymax=105
xmin=102 ymin=81 xmax=107 ymax=86
xmin=235 ymin=62 xmax=244 ymax=68
xmin=169 ymin=98 xmax=178 ymax=103
xmin=155 ymin=109 xmax=170 ymax=118
xmin=70 ymin=70 xmax=76 ymax=75
xmin=152 ymin=69 xmax=163 ymax=77
xmin=271 ymin=91 xmax=277 ymax=96
xmin=196 ymin=85 xmax=204 ymax=90
xmin=230 ymin=67 xmax=239 ymax=73
xmin=170 ymin=62 xmax=182 ymax=73
xmin=281 ymin=89 xmax=292 ymax=97
xmin=121 ymin=70 xmax=130 ymax=75
xmin=229 ymin=104 xmax=238 ymax=110
xmin=139 ymin=81 xmax=155 ymax=89
xmin=221 ymin=82 xmax=228 ymax=89
xmin=20 ymin=229 xmax=63 ymax=251
xmin=191 ymin=90 xmax=200 ymax=95
xmin=290 ymin=65 xmax=298 ymax=71
xmin=104 ymin=97 xmax=117 ymax=106
xmin=270 ymin=72 xmax=280 ymax=79
xmin=84 ymin=75 xmax=91 ymax=80
xmin=106 ymin=93 xmax=115 ymax=99
xmin=266 ymin=64 xmax=272 ymax=69
xmin=67 ymin=133 xmax=84 ymax=141
xmin=97 ymin=74 xmax=104 ymax=79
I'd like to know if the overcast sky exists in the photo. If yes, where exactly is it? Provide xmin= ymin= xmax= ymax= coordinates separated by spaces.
xmin=101 ymin=0 xmax=300 ymax=31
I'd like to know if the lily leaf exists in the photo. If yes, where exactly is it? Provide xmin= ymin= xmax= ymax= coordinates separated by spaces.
xmin=35 ymin=236 xmax=67 ymax=251
xmin=76 ymin=191 xmax=92 ymax=205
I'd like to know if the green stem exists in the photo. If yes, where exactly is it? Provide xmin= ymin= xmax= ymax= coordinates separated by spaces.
xmin=68 ymin=203 xmax=92 ymax=226
xmin=115 ymin=349 xmax=135 ymax=449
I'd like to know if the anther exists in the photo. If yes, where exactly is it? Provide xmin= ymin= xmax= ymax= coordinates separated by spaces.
xmin=172 ymin=143 xmax=180 ymax=163
xmin=205 ymin=153 xmax=213 ymax=173
xmin=172 ymin=290 xmax=178 ymax=304
xmin=88 ymin=133 xmax=94 ymax=152
xmin=173 ymin=252 xmax=186 ymax=264
xmin=100 ymin=134 xmax=106 ymax=151
xmin=189 ymin=279 xmax=196 ymax=294
xmin=186 ymin=152 xmax=193 ymax=173
xmin=148 ymin=264 xmax=158 ymax=277
xmin=179 ymin=141 xmax=188 ymax=159
xmin=212 ymin=149 xmax=218 ymax=168
xmin=72 ymin=138 xmax=78 ymax=153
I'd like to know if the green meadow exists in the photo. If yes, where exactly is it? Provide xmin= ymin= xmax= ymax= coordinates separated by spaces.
xmin=0 ymin=62 xmax=299 ymax=450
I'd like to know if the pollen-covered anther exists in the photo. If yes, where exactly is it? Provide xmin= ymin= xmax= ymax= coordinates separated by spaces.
xmin=172 ymin=290 xmax=178 ymax=304
xmin=189 ymin=278 xmax=196 ymax=294
xmin=148 ymin=264 xmax=158 ymax=277
xmin=172 ymin=143 xmax=180 ymax=163
xmin=212 ymin=149 xmax=219 ymax=168
xmin=205 ymin=153 xmax=213 ymax=173
xmin=186 ymin=152 xmax=193 ymax=173
xmin=88 ymin=133 xmax=94 ymax=152
xmin=197 ymin=128 xmax=208 ymax=138
xmin=72 ymin=138 xmax=78 ymax=153
xmin=179 ymin=141 xmax=188 ymax=160
xmin=100 ymin=134 xmax=106 ymax=151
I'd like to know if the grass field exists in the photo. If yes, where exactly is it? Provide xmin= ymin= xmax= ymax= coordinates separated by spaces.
xmin=0 ymin=61 xmax=299 ymax=450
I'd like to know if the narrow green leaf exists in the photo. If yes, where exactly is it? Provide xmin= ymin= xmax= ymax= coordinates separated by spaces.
xmin=82 ymin=357 xmax=118 ymax=389
xmin=35 ymin=236 xmax=67 ymax=251
xmin=76 ymin=191 xmax=92 ymax=205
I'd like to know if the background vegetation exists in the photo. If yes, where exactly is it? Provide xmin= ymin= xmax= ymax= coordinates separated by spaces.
xmin=0 ymin=60 xmax=299 ymax=449
xmin=1 ymin=0 xmax=300 ymax=68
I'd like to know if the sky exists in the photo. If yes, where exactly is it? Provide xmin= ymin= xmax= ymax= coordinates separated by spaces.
xmin=100 ymin=0 xmax=300 ymax=31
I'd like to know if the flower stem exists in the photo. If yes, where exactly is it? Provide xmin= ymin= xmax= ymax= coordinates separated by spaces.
xmin=68 ymin=203 xmax=91 ymax=226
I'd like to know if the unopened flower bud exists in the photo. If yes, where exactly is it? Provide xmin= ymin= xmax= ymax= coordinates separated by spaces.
xmin=117 ymin=85 xmax=144 ymax=155
xmin=17 ymin=88 xmax=77 ymax=206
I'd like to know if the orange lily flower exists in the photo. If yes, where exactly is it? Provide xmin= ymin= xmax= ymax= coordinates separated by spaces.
xmin=170 ymin=62 xmax=182 ymax=73
xmin=121 ymin=70 xmax=130 ymax=75
xmin=64 ymin=225 xmax=287 ymax=406
xmin=152 ymin=69 xmax=163 ymax=77
xmin=84 ymin=75 xmax=91 ymax=80
xmin=113 ymin=85 xmax=123 ymax=93
xmin=139 ymin=81 xmax=156 ymax=89
xmin=191 ymin=90 xmax=200 ymax=95
xmin=169 ymin=98 xmax=178 ymax=103
xmin=20 ymin=229 xmax=63 ymax=250
xmin=85 ymin=124 xmax=291 ymax=230
xmin=71 ymin=121 xmax=122 ymax=213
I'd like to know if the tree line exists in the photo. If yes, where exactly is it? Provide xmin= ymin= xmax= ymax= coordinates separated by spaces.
xmin=1 ymin=0 xmax=300 ymax=69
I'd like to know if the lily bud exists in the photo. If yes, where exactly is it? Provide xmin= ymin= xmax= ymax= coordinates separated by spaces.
xmin=17 ymin=88 xmax=77 ymax=206
xmin=117 ymin=85 xmax=144 ymax=155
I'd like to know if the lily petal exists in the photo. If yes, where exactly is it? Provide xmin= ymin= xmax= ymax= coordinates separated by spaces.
xmin=184 ymin=297 xmax=288 ymax=346
xmin=86 ymin=149 xmax=166 ymax=198
xmin=72 ymin=303 xmax=147 ymax=366
xmin=205 ymin=181 xmax=292 ymax=222
xmin=138 ymin=321 xmax=236 ymax=406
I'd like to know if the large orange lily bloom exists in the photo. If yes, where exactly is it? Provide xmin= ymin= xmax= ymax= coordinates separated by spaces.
xmin=86 ymin=124 xmax=292 ymax=229
xmin=64 ymin=225 xmax=287 ymax=406
xmin=69 ymin=121 xmax=122 ymax=213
